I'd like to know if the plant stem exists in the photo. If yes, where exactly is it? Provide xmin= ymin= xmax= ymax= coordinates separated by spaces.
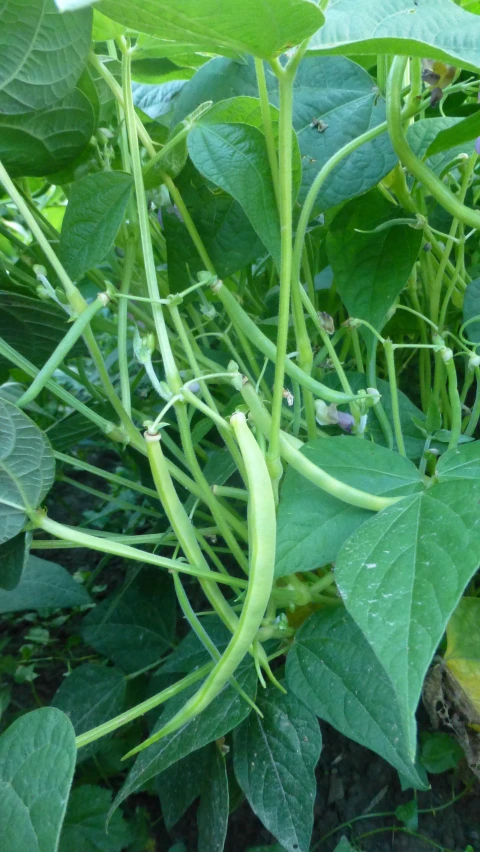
xmin=383 ymin=339 xmax=406 ymax=456
xmin=118 ymin=237 xmax=135 ymax=416
xmin=254 ymin=58 xmax=280 ymax=208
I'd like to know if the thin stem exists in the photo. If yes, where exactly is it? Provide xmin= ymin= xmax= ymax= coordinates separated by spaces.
xmin=118 ymin=237 xmax=135 ymax=416
xmin=444 ymin=354 xmax=462 ymax=449
xmin=267 ymin=61 xmax=295 ymax=490
xmin=383 ymin=339 xmax=406 ymax=456
xmin=254 ymin=58 xmax=280 ymax=208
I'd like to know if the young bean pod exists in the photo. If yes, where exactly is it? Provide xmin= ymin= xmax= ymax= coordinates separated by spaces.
xmin=125 ymin=413 xmax=276 ymax=758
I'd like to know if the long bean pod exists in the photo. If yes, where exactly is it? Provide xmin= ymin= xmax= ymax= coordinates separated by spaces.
xmin=125 ymin=413 xmax=276 ymax=758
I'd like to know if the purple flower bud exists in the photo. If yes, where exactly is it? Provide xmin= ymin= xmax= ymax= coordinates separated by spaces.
xmin=475 ymin=137 xmax=480 ymax=156
xmin=336 ymin=410 xmax=355 ymax=433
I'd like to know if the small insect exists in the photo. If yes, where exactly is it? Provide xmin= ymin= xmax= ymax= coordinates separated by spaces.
xmin=310 ymin=117 xmax=328 ymax=133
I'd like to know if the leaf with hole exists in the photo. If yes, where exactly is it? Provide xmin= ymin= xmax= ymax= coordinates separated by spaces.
xmin=0 ymin=707 xmax=76 ymax=852
xmin=234 ymin=686 xmax=322 ymax=852
xmin=0 ymin=400 xmax=55 ymax=545
xmin=286 ymin=608 xmax=427 ymax=788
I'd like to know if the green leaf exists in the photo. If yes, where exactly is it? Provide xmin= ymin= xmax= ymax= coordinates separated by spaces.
xmin=81 ymin=568 xmax=175 ymax=673
xmin=97 ymin=0 xmax=324 ymax=60
xmin=197 ymin=747 xmax=229 ymax=852
xmin=164 ymin=163 xmax=265 ymax=292
xmin=395 ymin=799 xmax=418 ymax=831
xmin=52 ymin=664 xmax=126 ymax=762
xmin=188 ymin=123 xmax=281 ymax=266
xmin=407 ymin=117 xmax=476 ymax=177
xmin=0 ymin=400 xmax=55 ymax=544
xmin=58 ymin=172 xmax=133 ymax=281
xmin=283 ymin=55 xmax=396 ymax=211
xmin=286 ymin=608 xmax=427 ymax=788
xmin=420 ymin=732 xmax=463 ymax=774
xmin=0 ymin=0 xmax=91 ymax=114
xmin=426 ymin=111 xmax=480 ymax=158
xmin=233 ymin=687 xmax=322 ymax=852
xmin=59 ymin=785 xmax=131 ymax=852
xmin=110 ymin=663 xmax=257 ymax=815
xmin=133 ymin=80 xmax=187 ymax=121
xmin=333 ymin=841 xmax=356 ymax=852
xmin=436 ymin=438 xmax=480 ymax=481
xmin=45 ymin=407 xmax=106 ymax=452
xmin=0 ymin=554 xmax=91 ymax=613
xmin=156 ymin=746 xmax=212 ymax=830
xmin=0 ymin=290 xmax=86 ymax=369
xmin=0 ymin=89 xmax=95 ymax=178
xmin=0 ymin=531 xmax=30 ymax=591
xmin=160 ymin=615 xmax=231 ymax=674
xmin=326 ymin=190 xmax=423 ymax=333
xmin=0 ymin=707 xmax=76 ymax=852
xmin=173 ymin=55 xmax=396 ymax=212
xmin=308 ymin=0 xmax=480 ymax=73
xmin=335 ymin=480 xmax=480 ymax=758
xmin=462 ymin=278 xmax=480 ymax=344
xmin=276 ymin=437 xmax=422 ymax=577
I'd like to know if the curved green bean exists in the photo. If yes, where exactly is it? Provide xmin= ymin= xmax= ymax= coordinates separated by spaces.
xmin=125 ymin=413 xmax=276 ymax=758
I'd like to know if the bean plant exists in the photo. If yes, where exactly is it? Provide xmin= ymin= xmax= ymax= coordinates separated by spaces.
xmin=2 ymin=0 xmax=480 ymax=850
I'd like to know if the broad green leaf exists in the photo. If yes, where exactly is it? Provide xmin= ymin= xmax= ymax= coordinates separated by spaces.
xmin=188 ymin=123 xmax=281 ymax=266
xmin=173 ymin=55 xmax=396 ymax=212
xmin=0 ymin=290 xmax=86 ymax=369
xmin=286 ymin=608 xmax=427 ymax=788
xmin=164 ymin=163 xmax=265 ymax=292
xmin=0 ymin=554 xmax=91 ymax=613
xmin=52 ymin=664 xmax=126 ymax=762
xmin=81 ymin=568 xmax=175 ymax=673
xmin=110 ymin=663 xmax=257 ymax=814
xmin=58 ymin=172 xmax=133 ymax=281
xmin=59 ymin=785 xmax=131 ymax=852
xmin=276 ymin=437 xmax=423 ymax=577
xmin=407 ymin=117 xmax=476 ymax=176
xmin=436 ymin=438 xmax=480 ymax=480
xmin=0 ymin=707 xmax=76 ymax=852
xmin=133 ymin=80 xmax=187 ymax=120
xmin=233 ymin=687 xmax=322 ymax=852
xmin=0 ymin=0 xmax=92 ymax=114
xmin=426 ymin=111 xmax=480 ymax=157
xmin=156 ymin=746 xmax=212 ymax=830
xmin=0 ymin=531 xmax=30 ymax=591
xmin=335 ymin=480 xmax=480 ymax=757
xmin=462 ymin=278 xmax=480 ymax=344
xmin=308 ymin=0 xmax=480 ymax=73
xmin=197 ymin=747 xmax=229 ymax=852
xmin=92 ymin=9 xmax=125 ymax=41
xmin=277 ymin=55 xmax=396 ymax=211
xmin=0 ymin=89 xmax=95 ymax=178
xmin=326 ymin=190 xmax=423 ymax=333
xmin=420 ymin=732 xmax=463 ymax=774
xmin=45 ymin=407 xmax=106 ymax=452
xmin=0 ymin=400 xmax=55 ymax=544
xmin=98 ymin=0 xmax=324 ymax=60
xmin=334 ymin=841 xmax=356 ymax=852
xmin=444 ymin=597 xmax=480 ymax=716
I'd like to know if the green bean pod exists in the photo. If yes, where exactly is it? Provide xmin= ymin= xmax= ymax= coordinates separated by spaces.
xmin=125 ymin=413 xmax=276 ymax=758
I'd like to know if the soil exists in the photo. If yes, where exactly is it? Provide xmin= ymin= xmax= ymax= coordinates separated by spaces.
xmin=160 ymin=720 xmax=480 ymax=852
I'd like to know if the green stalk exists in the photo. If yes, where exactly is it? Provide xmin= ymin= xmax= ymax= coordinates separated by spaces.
xmin=121 ymin=46 xmax=181 ymax=392
xmin=444 ymin=352 xmax=462 ymax=449
xmin=386 ymin=56 xmax=480 ymax=231
xmin=212 ymin=281 xmax=355 ymax=404
xmin=267 ymin=60 xmax=295 ymax=489
xmin=465 ymin=367 xmax=480 ymax=436
xmin=254 ymin=58 xmax=280 ymax=209
xmin=241 ymin=381 xmax=398 ymax=512
xmin=16 ymin=295 xmax=106 ymax=407
xmin=118 ymin=238 xmax=135 ymax=416
xmin=76 ymin=663 xmax=212 ymax=749
xmin=30 ymin=513 xmax=246 ymax=588
xmin=383 ymin=339 xmax=406 ymax=456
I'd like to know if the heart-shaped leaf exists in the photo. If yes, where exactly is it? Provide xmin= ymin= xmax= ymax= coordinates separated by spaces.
xmin=0 ymin=707 xmax=76 ymax=852
xmin=335 ymin=480 xmax=480 ymax=757
xmin=0 ymin=400 xmax=55 ymax=545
